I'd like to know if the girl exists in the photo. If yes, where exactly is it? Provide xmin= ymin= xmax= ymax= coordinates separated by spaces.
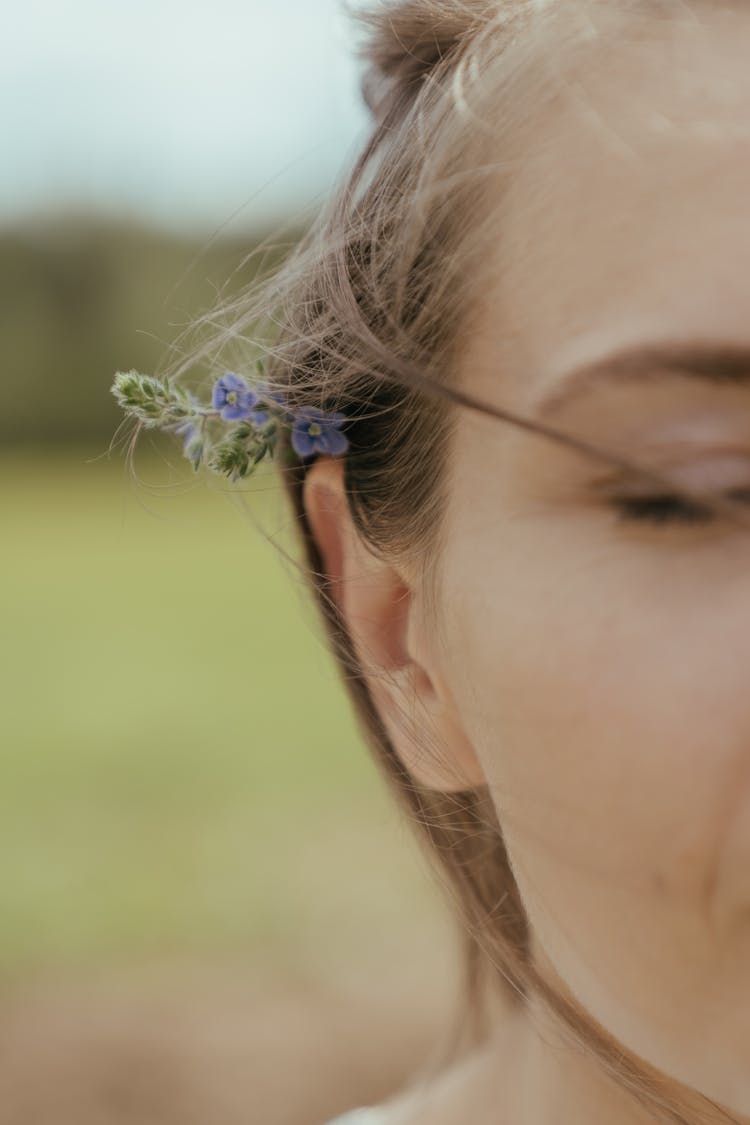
xmin=112 ymin=1 xmax=750 ymax=1122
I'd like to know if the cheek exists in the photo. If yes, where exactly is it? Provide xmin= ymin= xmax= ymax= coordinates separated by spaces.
xmin=438 ymin=517 xmax=750 ymax=1081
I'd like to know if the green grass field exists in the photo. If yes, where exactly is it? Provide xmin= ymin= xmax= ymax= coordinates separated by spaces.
xmin=0 ymin=445 xmax=441 ymax=976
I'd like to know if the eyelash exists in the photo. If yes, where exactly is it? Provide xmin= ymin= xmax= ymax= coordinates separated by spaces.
xmin=609 ymin=486 xmax=750 ymax=527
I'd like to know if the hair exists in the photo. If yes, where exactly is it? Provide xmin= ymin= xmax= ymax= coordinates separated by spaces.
xmin=146 ymin=1 xmax=750 ymax=1122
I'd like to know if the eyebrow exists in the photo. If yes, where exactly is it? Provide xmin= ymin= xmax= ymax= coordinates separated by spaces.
xmin=534 ymin=341 xmax=750 ymax=418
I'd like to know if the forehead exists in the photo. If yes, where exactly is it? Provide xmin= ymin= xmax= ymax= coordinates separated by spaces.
xmin=469 ymin=6 xmax=750 ymax=414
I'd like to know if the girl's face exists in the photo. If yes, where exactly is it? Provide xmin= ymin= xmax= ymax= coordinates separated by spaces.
xmin=435 ymin=11 xmax=750 ymax=1111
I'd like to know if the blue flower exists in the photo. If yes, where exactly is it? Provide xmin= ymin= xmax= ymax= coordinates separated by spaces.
xmin=253 ymin=380 xmax=290 ymax=424
xmin=246 ymin=405 xmax=271 ymax=426
xmin=290 ymin=406 xmax=348 ymax=458
xmin=173 ymin=418 xmax=203 ymax=469
xmin=212 ymin=372 xmax=261 ymax=422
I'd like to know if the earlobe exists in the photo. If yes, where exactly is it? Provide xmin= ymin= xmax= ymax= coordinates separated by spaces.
xmin=303 ymin=456 xmax=486 ymax=793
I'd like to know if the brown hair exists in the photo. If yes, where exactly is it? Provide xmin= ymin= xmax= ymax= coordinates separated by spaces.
xmin=157 ymin=1 xmax=750 ymax=1122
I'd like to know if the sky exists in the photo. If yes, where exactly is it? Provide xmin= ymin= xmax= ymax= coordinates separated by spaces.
xmin=1 ymin=0 xmax=372 ymax=234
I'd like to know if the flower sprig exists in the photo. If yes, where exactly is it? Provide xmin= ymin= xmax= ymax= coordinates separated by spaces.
xmin=110 ymin=362 xmax=349 ymax=482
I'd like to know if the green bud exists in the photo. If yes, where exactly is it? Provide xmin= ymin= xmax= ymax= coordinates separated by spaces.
xmin=111 ymin=370 xmax=197 ymax=429
xmin=207 ymin=436 xmax=259 ymax=482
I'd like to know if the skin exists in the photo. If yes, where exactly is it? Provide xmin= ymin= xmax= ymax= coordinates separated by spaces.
xmin=305 ymin=9 xmax=750 ymax=1124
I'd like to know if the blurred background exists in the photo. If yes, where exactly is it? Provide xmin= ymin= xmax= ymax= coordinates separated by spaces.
xmin=0 ymin=2 xmax=462 ymax=1122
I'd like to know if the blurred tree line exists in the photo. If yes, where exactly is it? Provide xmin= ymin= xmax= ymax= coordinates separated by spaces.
xmin=0 ymin=217 xmax=302 ymax=446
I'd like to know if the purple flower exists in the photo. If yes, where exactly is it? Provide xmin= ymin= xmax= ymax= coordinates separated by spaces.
xmin=253 ymin=380 xmax=289 ymax=424
xmin=173 ymin=418 xmax=203 ymax=468
xmin=248 ymin=405 xmax=272 ymax=426
xmin=212 ymin=372 xmax=261 ymax=422
xmin=259 ymin=382 xmax=288 ymax=408
xmin=291 ymin=406 xmax=348 ymax=458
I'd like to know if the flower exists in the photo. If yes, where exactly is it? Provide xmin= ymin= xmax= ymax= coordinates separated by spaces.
xmin=212 ymin=372 xmax=263 ymax=422
xmin=255 ymin=381 xmax=288 ymax=408
xmin=250 ymin=380 xmax=291 ymax=426
xmin=173 ymin=418 xmax=204 ymax=470
xmin=290 ymin=406 xmax=348 ymax=458
xmin=111 ymin=365 xmax=349 ymax=483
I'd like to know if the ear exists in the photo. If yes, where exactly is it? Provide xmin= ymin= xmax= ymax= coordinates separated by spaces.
xmin=303 ymin=455 xmax=485 ymax=793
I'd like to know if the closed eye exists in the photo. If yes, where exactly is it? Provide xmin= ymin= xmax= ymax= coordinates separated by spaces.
xmin=608 ymin=486 xmax=750 ymax=527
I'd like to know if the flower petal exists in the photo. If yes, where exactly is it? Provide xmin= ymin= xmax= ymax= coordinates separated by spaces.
xmin=291 ymin=425 xmax=316 ymax=458
xmin=293 ymin=406 xmax=323 ymax=424
xmin=212 ymin=379 xmax=227 ymax=410
xmin=223 ymin=371 xmax=247 ymax=392
xmin=319 ymin=426 xmax=348 ymax=456
xmin=222 ymin=401 xmax=252 ymax=421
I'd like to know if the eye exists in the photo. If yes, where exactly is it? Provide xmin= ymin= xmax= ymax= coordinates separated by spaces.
xmin=609 ymin=486 xmax=750 ymax=527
